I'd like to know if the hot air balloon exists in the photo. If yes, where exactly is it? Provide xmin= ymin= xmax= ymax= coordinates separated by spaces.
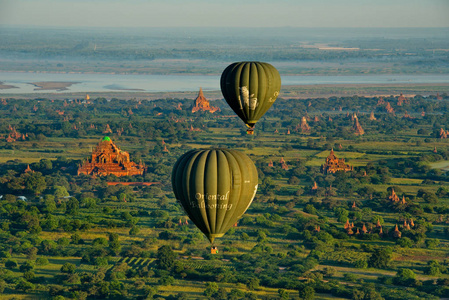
xmin=220 ymin=61 xmax=281 ymax=134
xmin=172 ymin=148 xmax=258 ymax=244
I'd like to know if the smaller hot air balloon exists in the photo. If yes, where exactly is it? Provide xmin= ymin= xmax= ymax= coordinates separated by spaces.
xmin=220 ymin=61 xmax=281 ymax=134
xmin=172 ymin=148 xmax=258 ymax=244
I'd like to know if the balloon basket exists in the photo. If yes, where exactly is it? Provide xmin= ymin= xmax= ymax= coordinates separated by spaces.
xmin=246 ymin=128 xmax=254 ymax=135
xmin=211 ymin=246 xmax=219 ymax=254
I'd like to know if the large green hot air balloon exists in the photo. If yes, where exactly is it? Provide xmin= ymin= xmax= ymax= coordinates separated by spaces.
xmin=220 ymin=61 xmax=281 ymax=134
xmin=172 ymin=148 xmax=258 ymax=243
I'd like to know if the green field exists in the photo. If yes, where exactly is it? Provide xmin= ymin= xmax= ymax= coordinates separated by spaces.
xmin=0 ymin=93 xmax=448 ymax=299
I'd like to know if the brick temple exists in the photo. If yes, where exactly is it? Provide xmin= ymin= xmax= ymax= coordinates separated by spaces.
xmin=321 ymin=149 xmax=353 ymax=174
xmin=192 ymin=88 xmax=220 ymax=113
xmin=78 ymin=136 xmax=146 ymax=177
xmin=352 ymin=114 xmax=365 ymax=135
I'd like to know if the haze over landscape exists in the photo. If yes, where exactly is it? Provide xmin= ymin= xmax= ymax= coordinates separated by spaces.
xmin=1 ymin=0 xmax=449 ymax=28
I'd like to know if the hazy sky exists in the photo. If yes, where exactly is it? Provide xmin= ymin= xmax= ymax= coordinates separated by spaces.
xmin=1 ymin=0 xmax=448 ymax=28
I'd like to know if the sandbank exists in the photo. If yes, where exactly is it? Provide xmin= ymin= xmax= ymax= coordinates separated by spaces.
xmin=29 ymin=81 xmax=80 ymax=91
xmin=0 ymin=82 xmax=18 ymax=90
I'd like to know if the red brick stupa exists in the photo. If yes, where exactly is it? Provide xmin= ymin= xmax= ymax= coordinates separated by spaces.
xmin=78 ymin=136 xmax=146 ymax=177
xmin=352 ymin=114 xmax=365 ymax=135
xmin=300 ymin=116 xmax=311 ymax=133
xmin=321 ymin=149 xmax=353 ymax=174
xmin=192 ymin=88 xmax=220 ymax=113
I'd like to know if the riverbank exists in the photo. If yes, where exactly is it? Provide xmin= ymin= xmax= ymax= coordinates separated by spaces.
xmin=1 ymin=82 xmax=447 ymax=100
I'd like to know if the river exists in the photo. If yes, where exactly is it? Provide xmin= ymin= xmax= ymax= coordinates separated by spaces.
xmin=1 ymin=71 xmax=449 ymax=94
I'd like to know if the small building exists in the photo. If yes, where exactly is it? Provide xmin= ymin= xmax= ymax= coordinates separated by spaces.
xmin=24 ymin=165 xmax=34 ymax=173
xmin=352 ymin=114 xmax=365 ymax=135
xmin=300 ymin=116 xmax=310 ymax=133
xmin=361 ymin=224 xmax=368 ymax=234
xmin=376 ymin=219 xmax=381 ymax=228
xmin=392 ymin=224 xmax=402 ymax=238
xmin=385 ymin=102 xmax=394 ymax=114
xmin=344 ymin=219 xmax=350 ymax=230
xmin=388 ymin=189 xmax=400 ymax=202
xmin=397 ymin=93 xmax=407 ymax=106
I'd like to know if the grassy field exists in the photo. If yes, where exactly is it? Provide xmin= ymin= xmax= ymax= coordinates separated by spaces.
xmin=1 ymin=93 xmax=449 ymax=299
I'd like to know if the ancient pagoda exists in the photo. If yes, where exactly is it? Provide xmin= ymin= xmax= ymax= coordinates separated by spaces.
xmin=321 ymin=149 xmax=353 ymax=174
xmin=401 ymin=195 xmax=406 ymax=205
xmin=103 ymin=124 xmax=113 ymax=134
xmin=369 ymin=111 xmax=377 ymax=121
xmin=397 ymin=93 xmax=407 ymax=106
xmin=300 ymin=116 xmax=311 ymax=133
xmin=78 ymin=137 xmax=146 ymax=177
xmin=403 ymin=111 xmax=413 ymax=119
xmin=352 ymin=114 xmax=365 ymax=135
xmin=388 ymin=189 xmax=400 ymax=202
xmin=192 ymin=88 xmax=220 ymax=113
xmin=376 ymin=219 xmax=382 ymax=228
xmin=392 ymin=224 xmax=402 ymax=238
xmin=361 ymin=224 xmax=368 ymax=234
xmin=385 ymin=102 xmax=394 ymax=114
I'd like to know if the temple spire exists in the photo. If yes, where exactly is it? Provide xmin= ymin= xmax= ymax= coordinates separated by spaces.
xmin=192 ymin=87 xmax=220 ymax=113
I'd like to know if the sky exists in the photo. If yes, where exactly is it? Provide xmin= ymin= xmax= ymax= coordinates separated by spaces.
xmin=0 ymin=0 xmax=448 ymax=28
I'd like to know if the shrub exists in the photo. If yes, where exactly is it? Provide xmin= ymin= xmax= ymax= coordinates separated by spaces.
xmin=354 ymin=259 xmax=368 ymax=269
xmin=36 ymin=257 xmax=49 ymax=265
xmin=304 ymin=204 xmax=317 ymax=215
xmin=343 ymin=273 xmax=358 ymax=283
xmin=394 ymin=268 xmax=417 ymax=286
xmin=129 ymin=226 xmax=140 ymax=236
xmin=425 ymin=238 xmax=440 ymax=248
xmin=368 ymin=247 xmax=391 ymax=269
xmin=60 ymin=262 xmax=76 ymax=274
xmin=397 ymin=237 xmax=414 ymax=248
xmin=5 ymin=259 xmax=18 ymax=269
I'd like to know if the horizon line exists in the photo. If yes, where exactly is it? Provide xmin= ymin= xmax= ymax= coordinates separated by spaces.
xmin=1 ymin=25 xmax=449 ymax=30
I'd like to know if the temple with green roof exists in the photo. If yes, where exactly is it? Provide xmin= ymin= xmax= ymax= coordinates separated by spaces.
xmin=78 ymin=137 xmax=145 ymax=177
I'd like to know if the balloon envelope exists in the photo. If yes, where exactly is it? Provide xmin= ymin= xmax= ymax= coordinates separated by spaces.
xmin=172 ymin=148 xmax=258 ymax=243
xmin=220 ymin=61 xmax=281 ymax=128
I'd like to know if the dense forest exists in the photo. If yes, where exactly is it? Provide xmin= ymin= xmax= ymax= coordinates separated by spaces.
xmin=0 ymin=92 xmax=449 ymax=299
